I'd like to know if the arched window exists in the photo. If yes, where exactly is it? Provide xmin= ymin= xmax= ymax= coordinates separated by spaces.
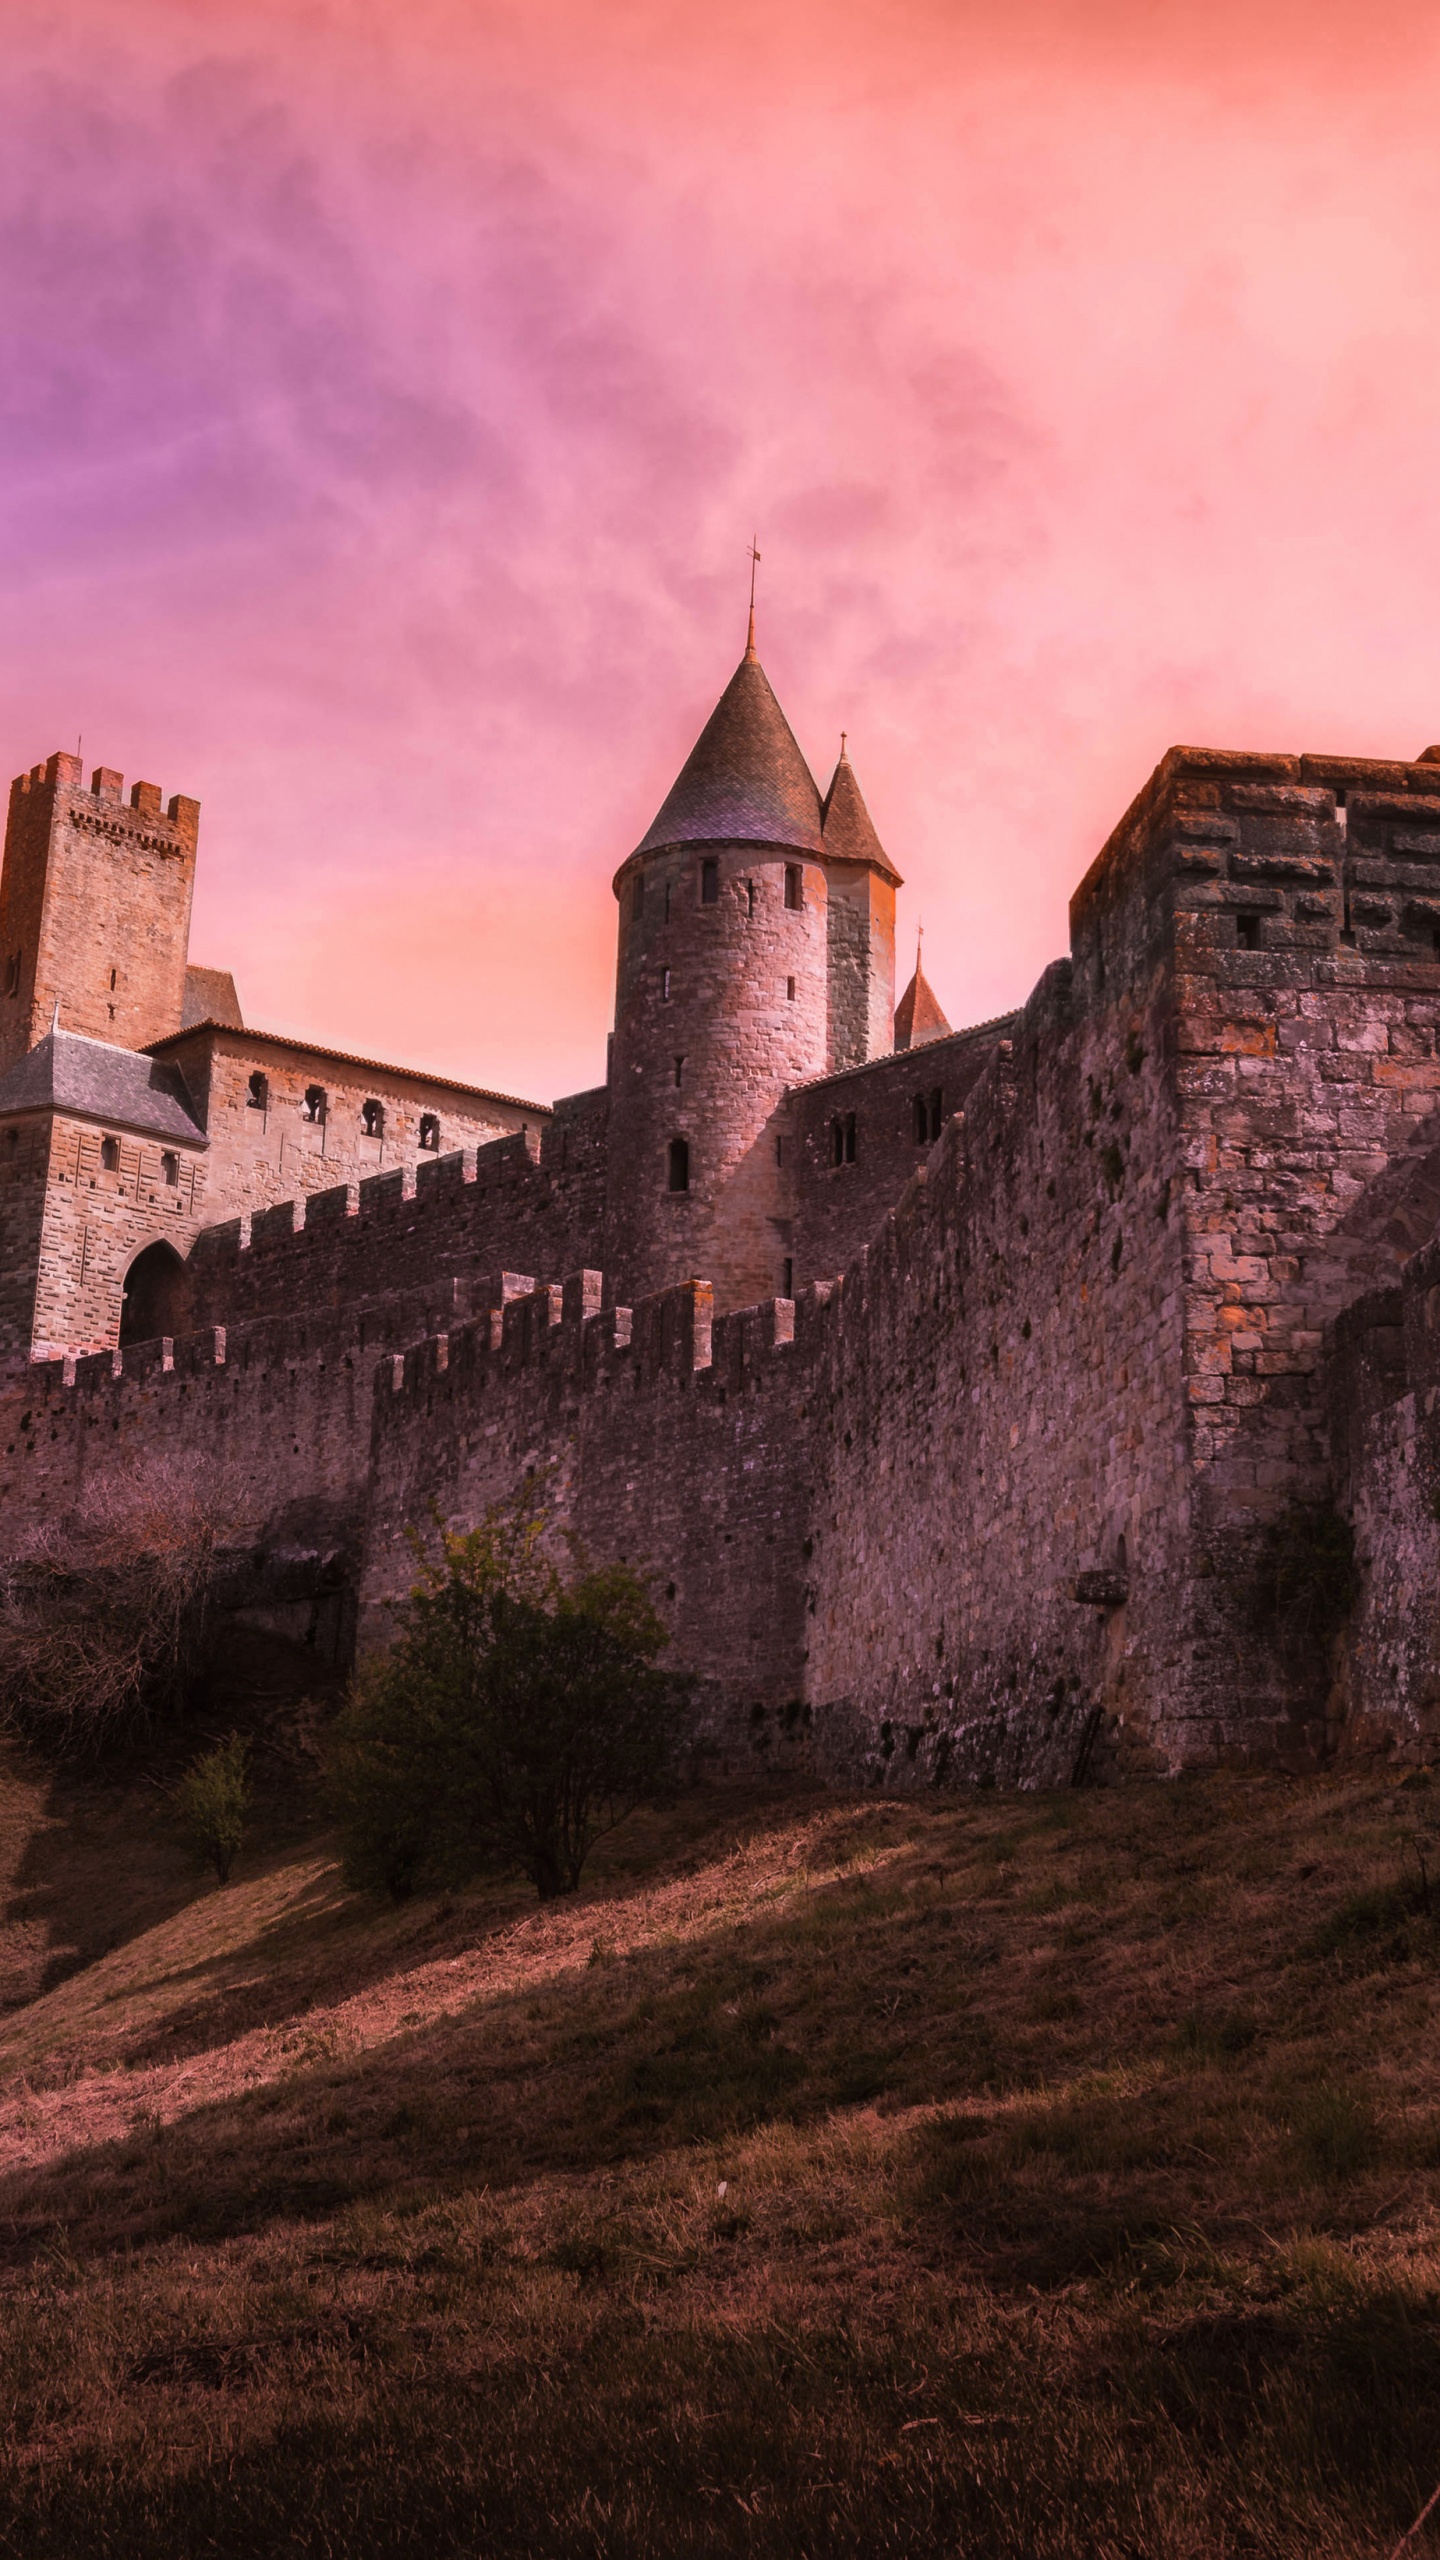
xmin=247 ymin=1070 xmax=268 ymax=1110
xmin=667 ymin=1136 xmax=690 ymax=1193
xmin=913 ymin=1093 xmax=929 ymax=1143
xmin=100 ymin=1135 xmax=119 ymax=1172
xmin=119 ymin=1240 xmax=187 ymax=1347
xmin=419 ymin=1113 xmax=440 ymax=1151
xmin=3 ymin=1127 xmax=16 ymax=1156
xmin=301 ymin=1085 xmax=327 ymax=1124
xmin=831 ymin=1114 xmax=856 ymax=1168
xmin=361 ymin=1098 xmax=385 ymax=1138
xmin=701 ymin=858 xmax=719 ymax=906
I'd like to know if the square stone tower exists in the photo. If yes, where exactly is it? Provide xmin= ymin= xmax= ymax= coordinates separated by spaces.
xmin=0 ymin=752 xmax=200 ymax=1072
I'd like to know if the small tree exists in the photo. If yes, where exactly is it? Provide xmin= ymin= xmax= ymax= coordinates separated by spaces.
xmin=331 ymin=1488 xmax=681 ymax=1901
xmin=173 ymin=1731 xmax=252 ymax=1884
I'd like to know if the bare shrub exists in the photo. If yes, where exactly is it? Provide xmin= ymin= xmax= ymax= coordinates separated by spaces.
xmin=0 ymin=1467 xmax=222 ymax=1757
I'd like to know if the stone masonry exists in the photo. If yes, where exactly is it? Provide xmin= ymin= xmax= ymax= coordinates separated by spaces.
xmin=4 ymin=638 xmax=1440 ymax=1781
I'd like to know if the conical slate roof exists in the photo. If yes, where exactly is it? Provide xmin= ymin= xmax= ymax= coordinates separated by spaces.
xmin=633 ymin=644 xmax=825 ymax=858
xmin=820 ymin=747 xmax=901 ymax=886
xmin=893 ymin=962 xmax=951 ymax=1053
xmin=0 ymin=1026 xmax=206 ymax=1145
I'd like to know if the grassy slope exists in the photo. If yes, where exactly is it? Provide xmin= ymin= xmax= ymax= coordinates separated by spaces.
xmin=3 ymin=1763 xmax=1440 ymax=2558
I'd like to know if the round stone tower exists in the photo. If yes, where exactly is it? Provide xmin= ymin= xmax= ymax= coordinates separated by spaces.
xmin=604 ymin=626 xmax=900 ymax=1312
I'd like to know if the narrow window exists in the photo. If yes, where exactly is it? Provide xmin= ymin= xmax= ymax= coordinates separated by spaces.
xmin=831 ymin=1117 xmax=845 ymax=1168
xmin=161 ymin=1151 xmax=179 ymax=1187
xmin=782 ymin=1257 xmax=793 ymax=1298
xmin=673 ymin=1055 xmax=684 ymax=1088
xmin=109 ymin=967 xmax=117 ymax=991
xmin=844 ymin=1112 xmax=857 ymax=1164
xmin=667 ymin=1135 xmax=690 ymax=1192
xmin=784 ymin=864 xmax=803 ymax=911
xmin=419 ymin=1112 xmax=440 ymax=1151
xmin=786 ymin=976 xmax=796 ymax=1001
xmin=664 ymin=881 xmax=672 ymax=924
xmin=361 ymin=1097 xmax=385 ymax=1138
xmin=913 ymin=1094 xmax=929 ymax=1143
xmin=746 ymin=879 xmax=756 ymax=918
xmin=662 ymin=967 xmax=672 ymax=1002
xmin=4 ymin=1127 xmax=18 ymax=1156
xmin=632 ymin=874 xmax=645 ymax=925
xmin=1236 ymin=913 xmax=1261 ymax=950
xmin=247 ymin=1070 xmax=268 ymax=1110
xmin=2 ymin=952 xmax=19 ymax=998
xmin=928 ymin=1087 xmax=943 ymax=1142
xmin=302 ymin=1085 xmax=327 ymax=1124
xmin=100 ymin=1135 xmax=119 ymax=1172
xmin=701 ymin=857 xmax=719 ymax=906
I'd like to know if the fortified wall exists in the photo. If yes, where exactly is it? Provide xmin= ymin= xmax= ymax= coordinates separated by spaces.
xmin=9 ymin=626 xmax=1440 ymax=1781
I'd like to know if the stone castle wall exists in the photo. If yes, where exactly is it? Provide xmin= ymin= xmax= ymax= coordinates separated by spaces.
xmin=10 ymin=734 xmax=1440 ymax=1778
xmin=148 ymin=1026 xmax=542 ymax=1226
xmin=184 ymin=1090 xmax=609 ymax=1333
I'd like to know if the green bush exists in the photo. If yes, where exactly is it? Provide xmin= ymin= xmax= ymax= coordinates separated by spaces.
xmin=331 ymin=1486 xmax=683 ymax=1903
xmin=173 ymin=1732 xmax=252 ymax=1884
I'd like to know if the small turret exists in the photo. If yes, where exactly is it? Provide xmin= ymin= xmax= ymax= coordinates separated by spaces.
xmin=820 ymin=739 xmax=899 ymax=1071
xmin=894 ymin=932 xmax=951 ymax=1051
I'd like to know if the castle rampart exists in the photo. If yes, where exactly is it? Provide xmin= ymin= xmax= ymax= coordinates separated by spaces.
xmin=12 ymin=629 xmax=1440 ymax=1782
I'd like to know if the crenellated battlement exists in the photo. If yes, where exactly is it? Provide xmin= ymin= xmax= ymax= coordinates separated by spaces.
xmin=182 ymin=1119 xmax=598 ymax=1336
xmin=372 ymin=1269 xmax=825 ymax=1421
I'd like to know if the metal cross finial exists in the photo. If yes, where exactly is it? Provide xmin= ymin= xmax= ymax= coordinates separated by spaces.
xmin=746 ymin=537 xmax=761 ymax=655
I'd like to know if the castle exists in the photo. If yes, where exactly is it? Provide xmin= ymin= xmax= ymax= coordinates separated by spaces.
xmin=2 ymin=625 xmax=1440 ymax=1784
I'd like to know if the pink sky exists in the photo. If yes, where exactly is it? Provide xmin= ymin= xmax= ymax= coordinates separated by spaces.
xmin=4 ymin=0 xmax=1440 ymax=1103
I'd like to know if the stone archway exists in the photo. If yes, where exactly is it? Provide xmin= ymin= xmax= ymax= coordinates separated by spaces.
xmin=119 ymin=1240 xmax=188 ymax=1347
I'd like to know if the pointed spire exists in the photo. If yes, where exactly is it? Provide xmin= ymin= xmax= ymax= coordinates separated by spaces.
xmin=894 ymin=936 xmax=951 ymax=1052
xmin=820 ymin=740 xmax=902 ymax=885
xmin=746 ymin=536 xmax=760 ymax=660
xmin=632 ymin=645 xmax=824 ymax=859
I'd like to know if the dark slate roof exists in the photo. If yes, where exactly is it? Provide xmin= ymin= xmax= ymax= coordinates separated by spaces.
xmin=0 ymin=1029 xmax=207 ymax=1144
xmin=894 ymin=963 xmax=952 ymax=1052
xmin=183 ymin=964 xmax=243 ymax=1030
xmin=820 ymin=749 xmax=901 ymax=886
xmin=633 ymin=645 xmax=825 ymax=858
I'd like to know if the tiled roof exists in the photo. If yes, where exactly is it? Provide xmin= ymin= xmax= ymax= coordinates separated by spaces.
xmin=145 ymin=1021 xmax=550 ymax=1116
xmin=632 ymin=646 xmax=825 ymax=860
xmin=0 ymin=1029 xmax=206 ymax=1144
xmin=893 ymin=965 xmax=953 ymax=1052
xmin=791 ymin=1010 xmax=1021 ymax=1096
xmin=820 ymin=749 xmax=901 ymax=886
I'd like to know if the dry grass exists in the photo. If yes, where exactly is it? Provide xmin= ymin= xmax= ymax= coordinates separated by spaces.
xmin=3 ymin=1757 xmax=1440 ymax=2556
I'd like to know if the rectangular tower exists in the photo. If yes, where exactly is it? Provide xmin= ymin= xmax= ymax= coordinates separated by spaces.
xmin=0 ymin=752 xmax=200 ymax=1073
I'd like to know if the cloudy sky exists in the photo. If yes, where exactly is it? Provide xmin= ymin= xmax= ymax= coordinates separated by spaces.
xmin=4 ymin=0 xmax=1439 ymax=1101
